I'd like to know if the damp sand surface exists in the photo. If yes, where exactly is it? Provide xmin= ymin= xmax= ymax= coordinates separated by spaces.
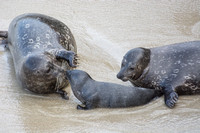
xmin=0 ymin=0 xmax=200 ymax=132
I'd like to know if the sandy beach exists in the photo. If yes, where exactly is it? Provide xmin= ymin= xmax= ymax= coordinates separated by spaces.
xmin=0 ymin=0 xmax=200 ymax=132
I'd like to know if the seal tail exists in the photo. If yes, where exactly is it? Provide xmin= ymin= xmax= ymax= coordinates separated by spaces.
xmin=0 ymin=31 xmax=8 ymax=38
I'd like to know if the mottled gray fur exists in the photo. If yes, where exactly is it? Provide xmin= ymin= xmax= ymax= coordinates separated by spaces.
xmin=0 ymin=13 xmax=77 ymax=98
xmin=117 ymin=41 xmax=200 ymax=108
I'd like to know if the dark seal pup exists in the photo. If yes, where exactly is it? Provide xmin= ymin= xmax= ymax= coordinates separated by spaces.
xmin=65 ymin=70 xmax=160 ymax=110
xmin=0 ymin=13 xmax=77 ymax=99
xmin=117 ymin=41 xmax=200 ymax=108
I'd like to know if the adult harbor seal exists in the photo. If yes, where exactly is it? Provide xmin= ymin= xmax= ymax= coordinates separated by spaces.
xmin=65 ymin=70 xmax=160 ymax=110
xmin=117 ymin=41 xmax=200 ymax=108
xmin=0 ymin=13 xmax=77 ymax=98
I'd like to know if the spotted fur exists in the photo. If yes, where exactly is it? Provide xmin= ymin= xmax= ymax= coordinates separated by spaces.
xmin=117 ymin=41 xmax=200 ymax=108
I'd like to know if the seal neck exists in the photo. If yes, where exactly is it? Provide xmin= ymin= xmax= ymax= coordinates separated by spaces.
xmin=140 ymin=47 xmax=151 ymax=70
xmin=132 ymin=48 xmax=151 ymax=82
xmin=71 ymin=75 xmax=93 ymax=104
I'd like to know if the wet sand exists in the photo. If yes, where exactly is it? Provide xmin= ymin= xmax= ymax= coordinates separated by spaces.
xmin=0 ymin=0 xmax=200 ymax=132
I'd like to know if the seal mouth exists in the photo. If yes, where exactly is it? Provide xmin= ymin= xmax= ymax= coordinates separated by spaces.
xmin=131 ymin=74 xmax=137 ymax=80
xmin=121 ymin=77 xmax=129 ymax=82
xmin=121 ymin=74 xmax=137 ymax=81
xmin=131 ymin=73 xmax=142 ymax=81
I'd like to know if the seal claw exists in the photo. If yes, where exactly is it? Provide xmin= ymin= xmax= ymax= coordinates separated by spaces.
xmin=74 ymin=54 xmax=79 ymax=65
xmin=57 ymin=89 xmax=69 ymax=100
xmin=165 ymin=91 xmax=178 ymax=108
xmin=77 ymin=105 xmax=88 ymax=110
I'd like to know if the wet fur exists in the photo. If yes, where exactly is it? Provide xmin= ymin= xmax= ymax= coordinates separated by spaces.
xmin=0 ymin=13 xmax=77 ymax=97
xmin=66 ymin=70 xmax=160 ymax=110
xmin=117 ymin=41 xmax=200 ymax=108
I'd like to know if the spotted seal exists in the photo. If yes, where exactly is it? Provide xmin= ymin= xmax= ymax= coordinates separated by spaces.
xmin=0 ymin=13 xmax=77 ymax=99
xmin=117 ymin=41 xmax=200 ymax=108
xmin=65 ymin=70 xmax=160 ymax=110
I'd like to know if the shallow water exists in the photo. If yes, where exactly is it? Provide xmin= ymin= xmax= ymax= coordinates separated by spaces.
xmin=0 ymin=0 xmax=200 ymax=132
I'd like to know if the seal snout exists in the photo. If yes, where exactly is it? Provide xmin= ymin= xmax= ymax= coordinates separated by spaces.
xmin=116 ymin=72 xmax=123 ymax=79
xmin=117 ymin=72 xmax=129 ymax=81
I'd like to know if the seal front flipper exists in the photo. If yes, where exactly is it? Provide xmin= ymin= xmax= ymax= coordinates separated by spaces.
xmin=55 ymin=50 xmax=77 ymax=67
xmin=56 ymin=89 xmax=69 ymax=100
xmin=165 ymin=91 xmax=178 ymax=108
xmin=77 ymin=105 xmax=87 ymax=110
xmin=77 ymin=102 xmax=94 ymax=110
xmin=162 ymin=84 xmax=178 ymax=108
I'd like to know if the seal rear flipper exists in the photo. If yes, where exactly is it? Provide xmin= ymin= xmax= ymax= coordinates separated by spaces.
xmin=0 ymin=31 xmax=8 ymax=38
xmin=0 ymin=31 xmax=8 ymax=48
xmin=55 ymin=50 xmax=77 ymax=68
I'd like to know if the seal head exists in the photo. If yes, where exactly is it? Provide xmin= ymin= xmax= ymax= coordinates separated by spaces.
xmin=117 ymin=48 xmax=150 ymax=81
xmin=66 ymin=70 xmax=91 ymax=103
xmin=20 ymin=51 xmax=76 ymax=94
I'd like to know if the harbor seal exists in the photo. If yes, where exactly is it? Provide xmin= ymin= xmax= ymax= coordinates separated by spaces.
xmin=65 ymin=70 xmax=160 ymax=110
xmin=117 ymin=41 xmax=200 ymax=108
xmin=0 ymin=13 xmax=77 ymax=99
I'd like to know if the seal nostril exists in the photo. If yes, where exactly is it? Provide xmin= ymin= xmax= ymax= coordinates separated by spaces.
xmin=36 ymin=70 xmax=40 ymax=74
xmin=117 ymin=73 xmax=122 ymax=79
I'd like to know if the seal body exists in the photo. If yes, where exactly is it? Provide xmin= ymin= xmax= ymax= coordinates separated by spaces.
xmin=117 ymin=41 xmax=200 ymax=108
xmin=0 ymin=13 xmax=77 ymax=97
xmin=66 ymin=70 xmax=159 ymax=110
